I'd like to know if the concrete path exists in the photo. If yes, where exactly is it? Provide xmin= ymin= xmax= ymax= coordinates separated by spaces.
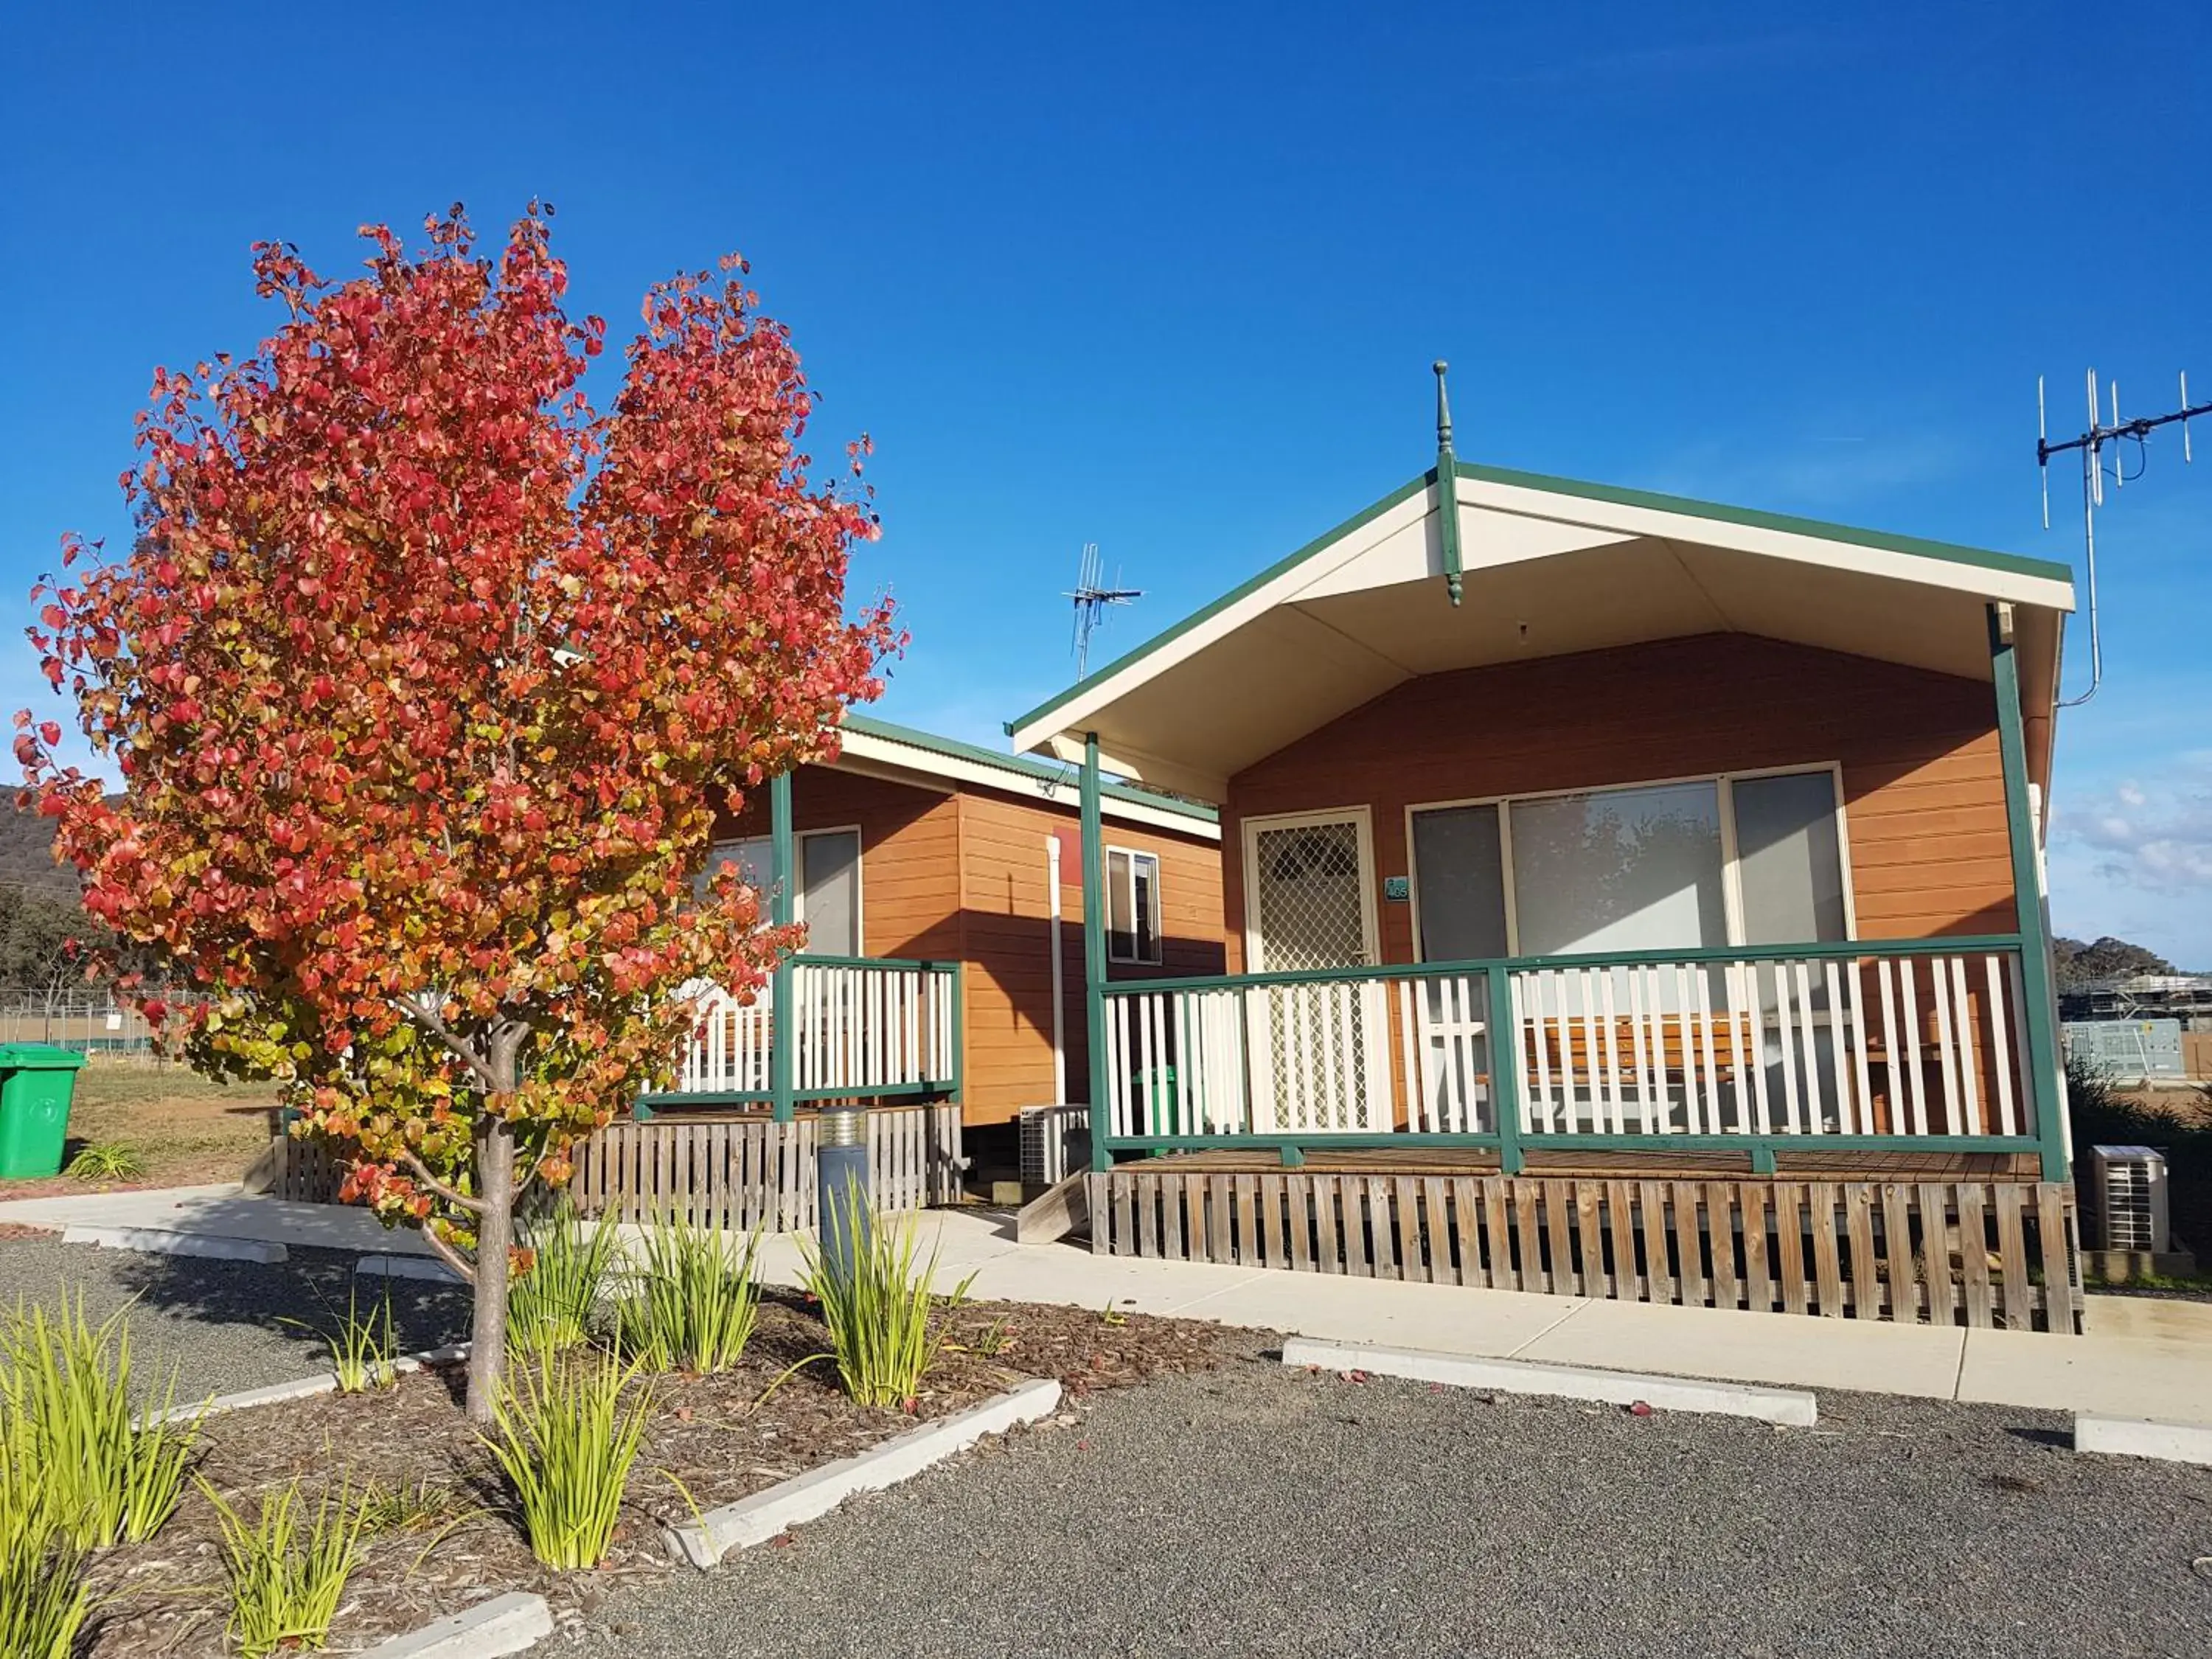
xmin=0 ymin=1183 xmax=431 ymax=1255
xmin=741 ymin=1209 xmax=2212 ymax=1422
xmin=3 ymin=1187 xmax=2205 ymax=1420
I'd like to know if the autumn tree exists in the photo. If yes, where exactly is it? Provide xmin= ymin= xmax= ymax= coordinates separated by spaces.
xmin=18 ymin=207 xmax=896 ymax=1416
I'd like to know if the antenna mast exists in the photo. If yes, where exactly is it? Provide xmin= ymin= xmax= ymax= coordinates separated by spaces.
xmin=2037 ymin=366 xmax=2209 ymax=706
xmin=1067 ymin=542 xmax=1141 ymax=678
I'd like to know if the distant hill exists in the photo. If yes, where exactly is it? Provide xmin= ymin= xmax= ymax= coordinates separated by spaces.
xmin=0 ymin=800 xmax=83 ymax=902
xmin=2053 ymin=935 xmax=2183 ymax=990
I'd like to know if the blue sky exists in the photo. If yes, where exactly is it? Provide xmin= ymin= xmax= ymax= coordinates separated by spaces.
xmin=2 ymin=2 xmax=2208 ymax=959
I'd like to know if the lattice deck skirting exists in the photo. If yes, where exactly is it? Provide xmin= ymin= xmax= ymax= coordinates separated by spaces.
xmin=254 ymin=1105 xmax=964 ymax=1234
xmin=1088 ymin=1169 xmax=2082 ymax=1332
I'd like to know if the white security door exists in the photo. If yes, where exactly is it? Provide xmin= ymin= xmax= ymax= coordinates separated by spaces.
xmin=1243 ymin=810 xmax=1390 ymax=1133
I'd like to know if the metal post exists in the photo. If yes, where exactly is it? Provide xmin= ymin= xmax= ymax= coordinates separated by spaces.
xmin=1433 ymin=361 xmax=1464 ymax=607
xmin=815 ymin=1102 xmax=871 ymax=1284
xmin=1082 ymin=734 xmax=1110 ymax=1172
xmin=769 ymin=771 xmax=796 ymax=1125
xmin=1989 ymin=603 xmax=2068 ymax=1183
xmin=1046 ymin=835 xmax=1067 ymax=1105
xmin=1485 ymin=963 xmax=1524 ymax=1174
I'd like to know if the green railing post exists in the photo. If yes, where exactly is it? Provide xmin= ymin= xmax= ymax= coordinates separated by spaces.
xmin=1082 ymin=734 xmax=1110 ymax=1172
xmin=947 ymin=962 xmax=964 ymax=1103
xmin=769 ymin=770 xmax=796 ymax=1125
xmin=1989 ymin=602 xmax=2067 ymax=1183
xmin=1486 ymin=963 xmax=1525 ymax=1173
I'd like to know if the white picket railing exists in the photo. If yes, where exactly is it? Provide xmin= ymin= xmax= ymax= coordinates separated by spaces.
xmin=1509 ymin=949 xmax=2029 ymax=1139
xmin=1097 ymin=942 xmax=2037 ymax=1147
xmin=674 ymin=958 xmax=957 ymax=1099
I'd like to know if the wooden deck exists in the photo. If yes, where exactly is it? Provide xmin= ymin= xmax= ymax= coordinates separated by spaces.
xmin=1088 ymin=1162 xmax=2081 ymax=1332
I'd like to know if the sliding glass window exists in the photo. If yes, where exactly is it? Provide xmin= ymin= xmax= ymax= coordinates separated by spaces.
xmin=1411 ymin=768 xmax=1848 ymax=962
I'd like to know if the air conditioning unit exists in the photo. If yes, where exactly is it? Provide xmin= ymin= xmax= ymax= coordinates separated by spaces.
xmin=2085 ymin=1145 xmax=2172 ymax=1253
xmin=1019 ymin=1105 xmax=1091 ymax=1188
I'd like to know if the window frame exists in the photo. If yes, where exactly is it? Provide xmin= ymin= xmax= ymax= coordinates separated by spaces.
xmin=1403 ymin=761 xmax=1857 ymax=963
xmin=1104 ymin=844 xmax=1165 ymax=967
xmin=702 ymin=824 xmax=867 ymax=956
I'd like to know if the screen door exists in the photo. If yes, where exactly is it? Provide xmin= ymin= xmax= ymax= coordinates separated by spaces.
xmin=1243 ymin=812 xmax=1389 ymax=1133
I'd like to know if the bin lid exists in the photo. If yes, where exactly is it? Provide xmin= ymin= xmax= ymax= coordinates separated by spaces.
xmin=0 ymin=1043 xmax=89 ymax=1069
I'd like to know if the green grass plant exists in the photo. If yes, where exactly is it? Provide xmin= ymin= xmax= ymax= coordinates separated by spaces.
xmin=63 ymin=1141 xmax=146 ymax=1181
xmin=198 ymin=1475 xmax=370 ymax=1659
xmin=506 ymin=1197 xmax=620 ymax=1354
xmin=0 ymin=1291 xmax=201 ymax=1547
xmin=282 ymin=1286 xmax=397 ymax=1393
xmin=617 ymin=1213 xmax=763 ymax=1374
xmin=799 ymin=1186 xmax=975 ymax=1408
xmin=0 ymin=1418 xmax=94 ymax=1659
xmin=481 ymin=1349 xmax=653 ymax=1570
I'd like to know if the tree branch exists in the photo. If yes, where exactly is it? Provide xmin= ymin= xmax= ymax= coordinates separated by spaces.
xmin=395 ymin=992 xmax=501 ymax=1091
xmin=417 ymin=1223 xmax=476 ymax=1284
xmin=400 ymin=1146 xmax=488 ymax=1216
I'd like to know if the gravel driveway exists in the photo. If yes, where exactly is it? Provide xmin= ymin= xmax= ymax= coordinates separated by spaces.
xmin=576 ymin=1351 xmax=2212 ymax=1659
xmin=0 ymin=1234 xmax=469 ymax=1398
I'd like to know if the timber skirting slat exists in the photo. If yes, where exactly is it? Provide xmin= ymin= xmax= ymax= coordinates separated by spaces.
xmin=1089 ymin=1169 xmax=2082 ymax=1332
xmin=264 ymin=1105 xmax=964 ymax=1236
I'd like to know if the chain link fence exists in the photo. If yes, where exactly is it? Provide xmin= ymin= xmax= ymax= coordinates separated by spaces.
xmin=0 ymin=987 xmax=155 ymax=1053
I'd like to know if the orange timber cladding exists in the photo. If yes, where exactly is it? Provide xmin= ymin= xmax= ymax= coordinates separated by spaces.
xmin=1215 ymin=633 xmax=2034 ymax=1131
xmin=714 ymin=760 xmax=1226 ymax=1126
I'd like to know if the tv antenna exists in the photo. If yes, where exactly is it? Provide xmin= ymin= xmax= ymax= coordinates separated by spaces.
xmin=1067 ymin=542 xmax=1141 ymax=678
xmin=2037 ymin=367 xmax=2210 ymax=706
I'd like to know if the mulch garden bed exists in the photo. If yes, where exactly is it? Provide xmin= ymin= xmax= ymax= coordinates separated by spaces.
xmin=85 ymin=1292 xmax=1260 ymax=1656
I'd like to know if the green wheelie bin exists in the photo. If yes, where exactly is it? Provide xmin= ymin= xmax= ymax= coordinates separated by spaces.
xmin=0 ymin=1044 xmax=89 ymax=1180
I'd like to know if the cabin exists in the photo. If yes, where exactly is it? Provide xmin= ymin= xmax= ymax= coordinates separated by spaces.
xmin=262 ymin=712 xmax=1227 ymax=1225
xmin=1007 ymin=371 xmax=2084 ymax=1331
xmin=561 ymin=712 xmax=1224 ymax=1224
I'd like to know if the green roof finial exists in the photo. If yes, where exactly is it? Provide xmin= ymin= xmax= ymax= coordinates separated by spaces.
xmin=1433 ymin=360 xmax=1463 ymax=606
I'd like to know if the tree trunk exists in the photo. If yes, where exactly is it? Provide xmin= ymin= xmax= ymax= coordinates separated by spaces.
xmin=465 ymin=1115 xmax=516 ymax=1424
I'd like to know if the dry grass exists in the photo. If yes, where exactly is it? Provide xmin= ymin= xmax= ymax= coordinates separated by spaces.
xmin=0 ymin=1062 xmax=278 ymax=1200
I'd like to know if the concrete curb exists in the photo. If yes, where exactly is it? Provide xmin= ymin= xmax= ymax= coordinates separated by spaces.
xmin=142 ymin=1343 xmax=471 ymax=1427
xmin=665 ymin=1377 xmax=1063 ymax=1568
xmin=356 ymin=1592 xmax=552 ymax=1658
xmin=61 ymin=1224 xmax=288 ymax=1264
xmin=1281 ymin=1338 xmax=1820 ymax=1427
xmin=2075 ymin=1413 xmax=2212 ymax=1467
xmin=357 ymin=1252 xmax=466 ymax=1284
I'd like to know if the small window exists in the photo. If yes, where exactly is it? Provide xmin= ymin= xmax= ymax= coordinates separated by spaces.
xmin=703 ymin=836 xmax=773 ymax=897
xmin=1107 ymin=848 xmax=1162 ymax=965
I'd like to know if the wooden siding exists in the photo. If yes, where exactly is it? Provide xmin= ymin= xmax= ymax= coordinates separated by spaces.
xmin=715 ymin=768 xmax=963 ymax=962
xmin=956 ymin=788 xmax=1227 ymax=1124
xmin=1223 ymin=634 xmax=2018 ymax=972
xmin=718 ymin=761 xmax=1225 ymax=1127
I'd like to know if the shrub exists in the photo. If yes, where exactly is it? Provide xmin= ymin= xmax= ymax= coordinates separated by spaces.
xmin=618 ymin=1214 xmax=762 ymax=1374
xmin=63 ymin=1141 xmax=145 ymax=1181
xmin=506 ymin=1197 xmax=621 ymax=1354
xmin=199 ymin=1475 xmax=370 ymax=1659
xmin=0 ymin=1293 xmax=201 ymax=1547
xmin=482 ymin=1350 xmax=653 ymax=1570
xmin=799 ymin=1186 xmax=975 ymax=1409
xmin=0 ymin=1412 xmax=93 ymax=1659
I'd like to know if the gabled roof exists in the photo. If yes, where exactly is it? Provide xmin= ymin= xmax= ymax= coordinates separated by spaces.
xmin=835 ymin=710 xmax=1218 ymax=837
xmin=1006 ymin=460 xmax=2075 ymax=803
